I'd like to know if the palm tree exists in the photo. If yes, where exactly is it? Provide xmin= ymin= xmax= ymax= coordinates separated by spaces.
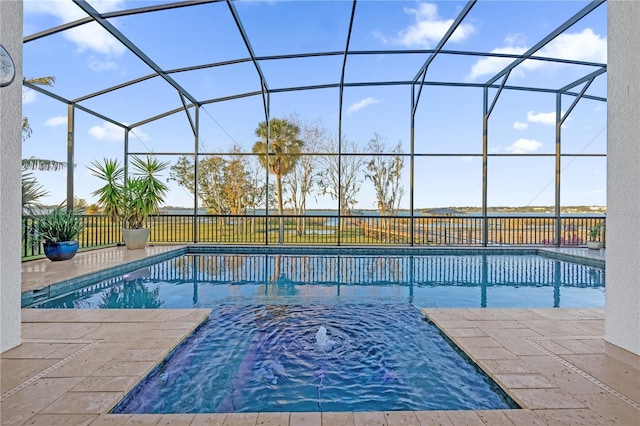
xmin=252 ymin=118 xmax=303 ymax=217
xmin=22 ymin=76 xmax=66 ymax=211
xmin=87 ymin=158 xmax=124 ymax=224
xmin=21 ymin=172 xmax=48 ymax=214
xmin=22 ymin=76 xmax=56 ymax=144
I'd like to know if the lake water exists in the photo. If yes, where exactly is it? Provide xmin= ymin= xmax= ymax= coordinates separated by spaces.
xmin=160 ymin=209 xmax=605 ymax=218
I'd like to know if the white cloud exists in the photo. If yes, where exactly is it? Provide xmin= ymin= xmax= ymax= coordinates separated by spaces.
xmin=539 ymin=28 xmax=606 ymax=63
xmin=24 ymin=0 xmax=126 ymax=58
xmin=527 ymin=111 xmax=556 ymax=126
xmin=22 ymin=88 xmax=38 ymax=105
xmin=44 ymin=116 xmax=67 ymax=127
xmin=376 ymin=2 xmax=475 ymax=48
xmin=88 ymin=58 xmax=119 ymax=72
xmin=130 ymin=128 xmax=150 ymax=142
xmin=506 ymin=138 xmax=542 ymax=154
xmin=467 ymin=45 xmax=527 ymax=81
xmin=524 ymin=110 xmax=571 ymax=128
xmin=513 ymin=121 xmax=529 ymax=130
xmin=504 ymin=33 xmax=527 ymax=47
xmin=527 ymin=111 xmax=571 ymax=126
xmin=89 ymin=121 xmax=126 ymax=142
xmin=88 ymin=122 xmax=149 ymax=143
xmin=67 ymin=24 xmax=126 ymax=57
xmin=25 ymin=0 xmax=126 ymax=20
xmin=347 ymin=97 xmax=380 ymax=114
xmin=467 ymin=28 xmax=606 ymax=81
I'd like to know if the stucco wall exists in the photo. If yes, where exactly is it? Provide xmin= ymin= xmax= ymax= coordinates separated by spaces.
xmin=0 ymin=0 xmax=23 ymax=352
xmin=605 ymin=0 xmax=640 ymax=355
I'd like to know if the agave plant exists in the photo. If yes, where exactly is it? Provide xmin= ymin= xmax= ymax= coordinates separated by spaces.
xmin=34 ymin=207 xmax=84 ymax=243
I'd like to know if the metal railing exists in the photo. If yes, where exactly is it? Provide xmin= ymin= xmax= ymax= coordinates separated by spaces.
xmin=21 ymin=213 xmax=606 ymax=260
xmin=22 ymin=215 xmax=122 ymax=259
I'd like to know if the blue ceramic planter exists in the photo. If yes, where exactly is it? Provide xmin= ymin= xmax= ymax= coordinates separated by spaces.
xmin=43 ymin=241 xmax=79 ymax=261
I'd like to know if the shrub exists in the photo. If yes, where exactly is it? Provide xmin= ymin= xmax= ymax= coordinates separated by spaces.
xmin=34 ymin=208 xmax=84 ymax=243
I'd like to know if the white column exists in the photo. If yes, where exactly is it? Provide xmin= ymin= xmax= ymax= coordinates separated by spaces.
xmin=605 ymin=0 xmax=640 ymax=355
xmin=0 ymin=0 xmax=24 ymax=352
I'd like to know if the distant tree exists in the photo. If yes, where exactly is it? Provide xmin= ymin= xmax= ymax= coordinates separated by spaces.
xmin=74 ymin=197 xmax=88 ymax=210
xmin=253 ymin=118 xmax=303 ymax=217
xmin=364 ymin=133 xmax=405 ymax=217
xmin=169 ymin=146 xmax=261 ymax=216
xmin=170 ymin=155 xmax=225 ymax=214
xmin=283 ymin=118 xmax=324 ymax=235
xmin=220 ymin=147 xmax=256 ymax=216
xmin=222 ymin=156 xmax=249 ymax=215
xmin=245 ymin=156 xmax=272 ymax=210
xmin=86 ymin=204 xmax=101 ymax=215
xmin=317 ymin=136 xmax=364 ymax=215
xmin=253 ymin=118 xmax=303 ymax=240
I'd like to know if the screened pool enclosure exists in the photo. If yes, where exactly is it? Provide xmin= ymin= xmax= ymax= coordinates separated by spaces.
xmin=21 ymin=0 xmax=607 ymax=251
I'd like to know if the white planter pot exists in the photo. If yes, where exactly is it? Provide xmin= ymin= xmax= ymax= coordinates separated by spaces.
xmin=122 ymin=228 xmax=151 ymax=250
xmin=587 ymin=241 xmax=603 ymax=250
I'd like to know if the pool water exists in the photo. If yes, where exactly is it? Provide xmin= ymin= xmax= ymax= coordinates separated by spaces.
xmin=28 ymin=253 xmax=605 ymax=309
xmin=27 ymin=251 xmax=600 ymax=414
xmin=112 ymin=304 xmax=518 ymax=413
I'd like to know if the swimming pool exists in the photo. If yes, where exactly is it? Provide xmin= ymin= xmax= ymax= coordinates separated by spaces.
xmin=25 ymin=252 xmax=605 ymax=309
xmin=23 ymin=248 xmax=603 ymax=414
xmin=112 ymin=303 xmax=518 ymax=413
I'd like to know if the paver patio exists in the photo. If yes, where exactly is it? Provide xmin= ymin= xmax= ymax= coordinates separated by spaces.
xmin=2 ymin=246 xmax=636 ymax=425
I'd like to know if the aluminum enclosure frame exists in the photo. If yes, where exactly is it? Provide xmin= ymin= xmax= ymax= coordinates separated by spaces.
xmin=22 ymin=0 xmax=608 ymax=246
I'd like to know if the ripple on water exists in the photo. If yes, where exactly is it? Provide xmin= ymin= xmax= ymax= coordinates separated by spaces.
xmin=113 ymin=304 xmax=517 ymax=414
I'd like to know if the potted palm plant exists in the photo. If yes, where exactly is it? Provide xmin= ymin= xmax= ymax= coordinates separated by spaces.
xmin=587 ymin=223 xmax=604 ymax=250
xmin=89 ymin=155 xmax=169 ymax=250
xmin=34 ymin=207 xmax=84 ymax=261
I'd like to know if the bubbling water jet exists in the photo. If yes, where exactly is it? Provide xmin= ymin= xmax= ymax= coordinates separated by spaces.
xmin=315 ymin=325 xmax=334 ymax=351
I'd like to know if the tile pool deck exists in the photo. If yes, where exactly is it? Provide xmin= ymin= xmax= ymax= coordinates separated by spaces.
xmin=3 ymin=245 xmax=638 ymax=425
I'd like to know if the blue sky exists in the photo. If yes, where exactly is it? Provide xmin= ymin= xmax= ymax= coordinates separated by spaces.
xmin=22 ymin=0 xmax=607 ymax=210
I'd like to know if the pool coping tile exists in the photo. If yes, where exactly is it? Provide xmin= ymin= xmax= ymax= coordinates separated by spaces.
xmin=4 ymin=307 xmax=639 ymax=426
